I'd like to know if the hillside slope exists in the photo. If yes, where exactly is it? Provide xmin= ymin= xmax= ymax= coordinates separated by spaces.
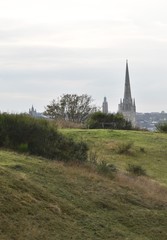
xmin=62 ymin=129 xmax=167 ymax=185
xmin=0 ymin=148 xmax=167 ymax=240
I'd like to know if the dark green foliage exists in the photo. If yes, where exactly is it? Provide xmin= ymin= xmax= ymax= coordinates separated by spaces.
xmin=17 ymin=143 xmax=29 ymax=153
xmin=127 ymin=164 xmax=146 ymax=176
xmin=86 ymin=112 xmax=132 ymax=129
xmin=155 ymin=122 xmax=167 ymax=133
xmin=0 ymin=113 xmax=88 ymax=162
xmin=140 ymin=147 xmax=145 ymax=153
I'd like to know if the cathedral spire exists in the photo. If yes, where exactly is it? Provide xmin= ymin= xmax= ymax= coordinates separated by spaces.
xmin=118 ymin=60 xmax=136 ymax=126
xmin=124 ymin=59 xmax=132 ymax=101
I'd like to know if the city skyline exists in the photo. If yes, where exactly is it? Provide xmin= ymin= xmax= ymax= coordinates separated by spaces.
xmin=0 ymin=0 xmax=167 ymax=113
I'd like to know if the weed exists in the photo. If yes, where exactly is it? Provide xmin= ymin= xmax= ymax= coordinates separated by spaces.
xmin=140 ymin=147 xmax=145 ymax=153
xmin=127 ymin=164 xmax=146 ymax=176
xmin=88 ymin=150 xmax=99 ymax=164
xmin=97 ymin=160 xmax=117 ymax=178
xmin=116 ymin=141 xmax=134 ymax=155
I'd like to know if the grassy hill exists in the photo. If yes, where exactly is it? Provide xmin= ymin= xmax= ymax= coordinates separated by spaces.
xmin=1 ymin=129 xmax=167 ymax=240
xmin=62 ymin=129 xmax=167 ymax=185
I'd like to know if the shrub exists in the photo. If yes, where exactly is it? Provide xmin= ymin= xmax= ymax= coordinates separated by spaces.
xmin=127 ymin=164 xmax=146 ymax=176
xmin=86 ymin=112 xmax=132 ymax=130
xmin=97 ymin=161 xmax=117 ymax=178
xmin=0 ymin=113 xmax=88 ymax=162
xmin=116 ymin=142 xmax=134 ymax=155
xmin=155 ymin=122 xmax=167 ymax=133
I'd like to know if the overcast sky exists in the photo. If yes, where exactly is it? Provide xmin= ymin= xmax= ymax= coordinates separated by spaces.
xmin=0 ymin=0 xmax=167 ymax=113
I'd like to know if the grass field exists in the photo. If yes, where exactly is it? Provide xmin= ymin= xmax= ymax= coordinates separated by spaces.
xmin=61 ymin=129 xmax=167 ymax=185
xmin=0 ymin=129 xmax=167 ymax=240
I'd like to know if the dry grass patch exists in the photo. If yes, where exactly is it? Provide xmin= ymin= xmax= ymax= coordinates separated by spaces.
xmin=105 ymin=141 xmax=118 ymax=150
xmin=54 ymin=119 xmax=83 ymax=129
xmin=116 ymin=173 xmax=167 ymax=206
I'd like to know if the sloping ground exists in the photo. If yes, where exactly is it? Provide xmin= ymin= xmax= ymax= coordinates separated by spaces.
xmin=0 ymin=150 xmax=167 ymax=240
xmin=62 ymin=129 xmax=167 ymax=185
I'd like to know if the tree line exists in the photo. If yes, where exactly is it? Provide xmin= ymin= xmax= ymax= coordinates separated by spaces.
xmin=44 ymin=94 xmax=132 ymax=129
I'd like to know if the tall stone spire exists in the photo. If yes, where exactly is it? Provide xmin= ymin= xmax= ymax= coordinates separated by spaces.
xmin=122 ymin=60 xmax=133 ymax=111
xmin=118 ymin=60 xmax=136 ymax=126
xmin=124 ymin=60 xmax=132 ymax=100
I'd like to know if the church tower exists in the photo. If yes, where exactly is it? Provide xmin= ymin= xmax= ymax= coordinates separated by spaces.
xmin=29 ymin=105 xmax=37 ymax=117
xmin=102 ymin=97 xmax=108 ymax=114
xmin=118 ymin=60 xmax=136 ymax=126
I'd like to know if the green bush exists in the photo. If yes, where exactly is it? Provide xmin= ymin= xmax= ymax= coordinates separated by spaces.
xmin=127 ymin=164 xmax=146 ymax=176
xmin=155 ymin=122 xmax=167 ymax=133
xmin=86 ymin=112 xmax=132 ymax=129
xmin=0 ymin=113 xmax=88 ymax=162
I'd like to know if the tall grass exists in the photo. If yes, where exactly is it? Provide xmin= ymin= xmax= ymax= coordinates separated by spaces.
xmin=0 ymin=113 xmax=88 ymax=162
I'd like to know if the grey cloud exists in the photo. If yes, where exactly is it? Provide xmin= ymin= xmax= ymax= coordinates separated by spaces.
xmin=0 ymin=21 xmax=167 ymax=113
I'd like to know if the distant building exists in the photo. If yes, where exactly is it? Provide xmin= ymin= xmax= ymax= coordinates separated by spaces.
xmin=29 ymin=105 xmax=37 ymax=117
xmin=29 ymin=105 xmax=47 ymax=119
xmin=118 ymin=60 xmax=136 ymax=126
xmin=102 ymin=97 xmax=108 ymax=114
xmin=136 ymin=111 xmax=167 ymax=131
